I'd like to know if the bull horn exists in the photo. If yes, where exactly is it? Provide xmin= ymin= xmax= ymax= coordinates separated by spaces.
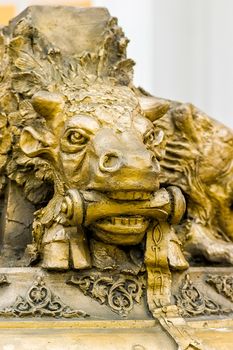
xmin=139 ymin=96 xmax=170 ymax=122
xmin=31 ymin=91 xmax=64 ymax=119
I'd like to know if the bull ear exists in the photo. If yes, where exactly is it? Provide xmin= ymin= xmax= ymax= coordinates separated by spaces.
xmin=31 ymin=91 xmax=64 ymax=129
xmin=139 ymin=96 xmax=170 ymax=122
xmin=20 ymin=126 xmax=56 ymax=158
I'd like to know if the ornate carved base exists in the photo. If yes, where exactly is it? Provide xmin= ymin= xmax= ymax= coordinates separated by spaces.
xmin=0 ymin=267 xmax=232 ymax=349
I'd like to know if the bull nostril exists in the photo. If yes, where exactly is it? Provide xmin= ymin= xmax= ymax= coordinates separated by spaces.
xmin=99 ymin=151 xmax=122 ymax=173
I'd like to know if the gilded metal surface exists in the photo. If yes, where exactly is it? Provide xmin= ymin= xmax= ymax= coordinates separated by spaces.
xmin=0 ymin=5 xmax=232 ymax=349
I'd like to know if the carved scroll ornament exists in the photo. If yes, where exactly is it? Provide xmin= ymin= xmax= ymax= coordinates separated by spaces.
xmin=0 ymin=276 xmax=88 ymax=318
xmin=206 ymin=274 xmax=233 ymax=302
xmin=67 ymin=273 xmax=145 ymax=316
xmin=175 ymin=275 xmax=231 ymax=317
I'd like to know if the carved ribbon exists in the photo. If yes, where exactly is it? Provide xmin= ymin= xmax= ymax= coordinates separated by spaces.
xmin=145 ymin=221 xmax=172 ymax=309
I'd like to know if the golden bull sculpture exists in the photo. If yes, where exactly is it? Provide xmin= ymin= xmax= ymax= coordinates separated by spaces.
xmin=0 ymin=5 xmax=232 ymax=350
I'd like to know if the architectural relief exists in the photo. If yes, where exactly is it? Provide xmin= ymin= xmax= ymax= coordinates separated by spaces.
xmin=175 ymin=275 xmax=230 ymax=317
xmin=206 ymin=274 xmax=233 ymax=302
xmin=0 ymin=276 xmax=88 ymax=318
xmin=67 ymin=272 xmax=145 ymax=316
xmin=0 ymin=5 xmax=189 ymax=315
xmin=0 ymin=5 xmax=232 ymax=350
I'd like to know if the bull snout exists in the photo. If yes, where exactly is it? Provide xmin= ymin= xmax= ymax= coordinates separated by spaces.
xmin=123 ymin=151 xmax=160 ymax=173
xmin=87 ymin=128 xmax=161 ymax=192
xmin=98 ymin=149 xmax=159 ymax=174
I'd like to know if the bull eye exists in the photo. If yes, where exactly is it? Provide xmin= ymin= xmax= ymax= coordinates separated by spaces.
xmin=68 ymin=130 xmax=87 ymax=145
xmin=61 ymin=128 xmax=89 ymax=153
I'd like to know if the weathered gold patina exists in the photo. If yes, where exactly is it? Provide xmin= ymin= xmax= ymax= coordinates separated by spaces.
xmin=0 ymin=6 xmax=233 ymax=350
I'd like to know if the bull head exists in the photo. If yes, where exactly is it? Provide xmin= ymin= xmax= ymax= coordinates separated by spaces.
xmin=20 ymin=89 xmax=169 ymax=193
xmin=19 ymin=87 xmax=183 ymax=272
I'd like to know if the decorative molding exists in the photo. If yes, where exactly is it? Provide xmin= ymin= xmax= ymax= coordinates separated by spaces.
xmin=206 ymin=274 xmax=233 ymax=302
xmin=175 ymin=274 xmax=231 ymax=317
xmin=0 ymin=276 xmax=88 ymax=318
xmin=67 ymin=273 xmax=145 ymax=317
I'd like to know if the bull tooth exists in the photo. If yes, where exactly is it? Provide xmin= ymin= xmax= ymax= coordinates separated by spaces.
xmin=137 ymin=192 xmax=143 ymax=200
xmin=115 ymin=217 xmax=121 ymax=225
xmin=134 ymin=193 xmax=138 ymax=200
xmin=121 ymin=192 xmax=126 ymax=200
xmin=111 ymin=217 xmax=115 ymax=225
xmin=108 ymin=191 xmax=153 ymax=201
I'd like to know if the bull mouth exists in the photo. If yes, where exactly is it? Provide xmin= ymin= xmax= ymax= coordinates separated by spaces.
xmin=88 ymin=191 xmax=153 ymax=243
xmin=107 ymin=191 xmax=152 ymax=201
xmin=80 ymin=189 xmax=158 ymax=244
xmin=93 ymin=215 xmax=150 ymax=234
xmin=91 ymin=214 xmax=150 ymax=245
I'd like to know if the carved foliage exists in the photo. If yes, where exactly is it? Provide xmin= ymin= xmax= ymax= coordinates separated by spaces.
xmin=175 ymin=275 xmax=230 ymax=317
xmin=67 ymin=272 xmax=145 ymax=317
xmin=0 ymin=276 xmax=88 ymax=318
xmin=206 ymin=274 xmax=233 ymax=302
